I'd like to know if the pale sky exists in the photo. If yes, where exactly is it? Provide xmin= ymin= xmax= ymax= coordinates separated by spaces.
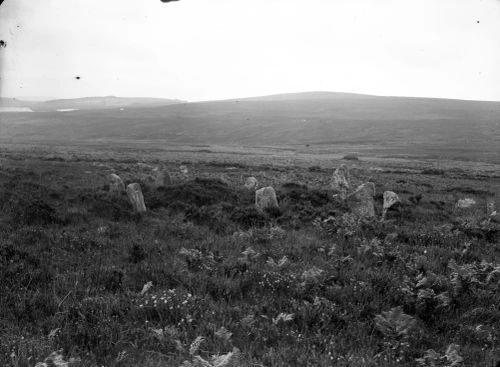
xmin=1 ymin=0 xmax=499 ymax=101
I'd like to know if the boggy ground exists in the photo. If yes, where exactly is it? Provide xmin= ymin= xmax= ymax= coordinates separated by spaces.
xmin=1 ymin=148 xmax=500 ymax=367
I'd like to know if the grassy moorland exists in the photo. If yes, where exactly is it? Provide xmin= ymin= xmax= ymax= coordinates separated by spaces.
xmin=1 ymin=92 xmax=499 ymax=163
xmin=1 ymin=146 xmax=499 ymax=367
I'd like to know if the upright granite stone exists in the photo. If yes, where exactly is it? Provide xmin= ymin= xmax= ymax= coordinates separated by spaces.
xmin=109 ymin=173 xmax=125 ymax=192
xmin=162 ymin=170 xmax=173 ymax=186
xmin=331 ymin=164 xmax=350 ymax=198
xmin=153 ymin=168 xmax=172 ymax=188
xmin=126 ymin=183 xmax=147 ymax=213
xmin=244 ymin=177 xmax=259 ymax=190
xmin=382 ymin=191 xmax=400 ymax=220
xmin=347 ymin=182 xmax=376 ymax=218
xmin=255 ymin=186 xmax=279 ymax=212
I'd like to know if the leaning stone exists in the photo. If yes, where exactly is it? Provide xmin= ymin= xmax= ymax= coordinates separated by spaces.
xmin=456 ymin=198 xmax=476 ymax=209
xmin=486 ymin=198 xmax=496 ymax=217
xmin=382 ymin=191 xmax=401 ymax=220
xmin=346 ymin=182 xmax=376 ymax=218
xmin=126 ymin=183 xmax=147 ymax=213
xmin=109 ymin=173 xmax=125 ymax=192
xmin=255 ymin=186 xmax=279 ymax=212
xmin=244 ymin=177 xmax=259 ymax=190
xmin=331 ymin=164 xmax=350 ymax=198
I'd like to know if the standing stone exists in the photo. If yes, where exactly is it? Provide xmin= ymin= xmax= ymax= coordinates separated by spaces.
xmin=346 ymin=182 xmax=376 ymax=218
xmin=244 ymin=177 xmax=259 ymax=190
xmin=162 ymin=171 xmax=173 ymax=186
xmin=331 ymin=164 xmax=350 ymax=198
xmin=126 ymin=183 xmax=147 ymax=213
xmin=109 ymin=173 xmax=125 ymax=192
xmin=152 ymin=168 xmax=172 ymax=187
xmin=255 ymin=186 xmax=279 ymax=212
xmin=382 ymin=191 xmax=400 ymax=220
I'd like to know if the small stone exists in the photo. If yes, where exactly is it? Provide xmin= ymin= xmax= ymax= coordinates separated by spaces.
xmin=126 ymin=183 xmax=147 ymax=213
xmin=456 ymin=198 xmax=476 ymax=209
xmin=244 ymin=177 xmax=259 ymax=190
xmin=255 ymin=186 xmax=279 ymax=212
xmin=486 ymin=198 xmax=496 ymax=216
xmin=109 ymin=173 xmax=125 ymax=192
xmin=382 ymin=191 xmax=401 ymax=220
xmin=179 ymin=165 xmax=189 ymax=175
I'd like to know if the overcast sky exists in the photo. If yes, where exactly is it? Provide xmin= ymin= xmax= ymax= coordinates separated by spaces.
xmin=1 ymin=0 xmax=499 ymax=101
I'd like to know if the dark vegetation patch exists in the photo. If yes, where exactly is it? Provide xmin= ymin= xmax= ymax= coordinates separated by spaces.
xmin=445 ymin=186 xmax=494 ymax=196
xmin=342 ymin=154 xmax=359 ymax=161
xmin=421 ymin=168 xmax=445 ymax=175
xmin=142 ymin=179 xmax=344 ymax=232
xmin=419 ymin=182 xmax=434 ymax=189
xmin=0 ymin=180 xmax=62 ymax=226
xmin=230 ymin=206 xmax=268 ymax=229
xmin=308 ymin=165 xmax=323 ymax=172
xmin=147 ymin=177 xmax=247 ymax=209
xmin=78 ymin=191 xmax=134 ymax=221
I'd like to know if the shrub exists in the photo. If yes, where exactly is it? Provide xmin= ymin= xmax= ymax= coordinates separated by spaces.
xmin=128 ymin=244 xmax=147 ymax=263
xmin=230 ymin=206 xmax=268 ymax=229
xmin=11 ymin=199 xmax=59 ymax=226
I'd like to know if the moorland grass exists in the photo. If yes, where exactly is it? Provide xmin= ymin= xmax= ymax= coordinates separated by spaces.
xmin=1 ymin=154 xmax=499 ymax=367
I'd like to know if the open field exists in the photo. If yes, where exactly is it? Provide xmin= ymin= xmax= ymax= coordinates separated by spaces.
xmin=1 ymin=144 xmax=499 ymax=366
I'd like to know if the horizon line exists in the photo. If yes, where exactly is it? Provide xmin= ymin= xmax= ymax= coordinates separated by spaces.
xmin=2 ymin=90 xmax=500 ymax=104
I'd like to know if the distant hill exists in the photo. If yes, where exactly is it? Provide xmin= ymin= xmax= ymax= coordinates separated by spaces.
xmin=0 ymin=96 xmax=184 ymax=111
xmin=0 ymin=98 xmax=27 ymax=107
xmin=229 ymin=91 xmax=380 ymax=102
xmin=0 ymin=92 xmax=499 ymax=162
xmin=33 ymin=96 xmax=185 ymax=111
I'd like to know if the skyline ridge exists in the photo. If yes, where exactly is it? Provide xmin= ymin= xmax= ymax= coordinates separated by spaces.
xmin=4 ymin=90 xmax=500 ymax=104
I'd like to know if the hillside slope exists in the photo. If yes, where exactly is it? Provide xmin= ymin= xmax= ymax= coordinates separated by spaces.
xmin=0 ymin=92 xmax=499 ymax=160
